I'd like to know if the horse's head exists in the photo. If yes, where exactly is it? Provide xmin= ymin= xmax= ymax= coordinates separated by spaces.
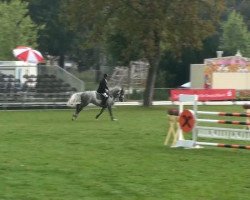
xmin=110 ymin=87 xmax=125 ymax=102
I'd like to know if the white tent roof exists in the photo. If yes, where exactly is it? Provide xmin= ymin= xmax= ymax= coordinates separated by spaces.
xmin=180 ymin=82 xmax=191 ymax=88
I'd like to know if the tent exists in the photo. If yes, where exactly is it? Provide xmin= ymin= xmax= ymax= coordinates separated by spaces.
xmin=180 ymin=82 xmax=191 ymax=88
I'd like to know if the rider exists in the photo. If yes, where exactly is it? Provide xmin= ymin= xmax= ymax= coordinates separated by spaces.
xmin=97 ymin=73 xmax=109 ymax=106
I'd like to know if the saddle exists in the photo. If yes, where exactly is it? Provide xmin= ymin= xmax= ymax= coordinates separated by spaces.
xmin=96 ymin=92 xmax=109 ymax=100
xmin=96 ymin=92 xmax=102 ymax=100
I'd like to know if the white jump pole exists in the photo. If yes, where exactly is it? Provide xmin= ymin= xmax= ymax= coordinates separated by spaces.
xmin=196 ymin=141 xmax=250 ymax=150
xmin=197 ymin=111 xmax=250 ymax=117
xmin=197 ymin=118 xmax=250 ymax=126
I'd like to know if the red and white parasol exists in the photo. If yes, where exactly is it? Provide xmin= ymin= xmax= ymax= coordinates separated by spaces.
xmin=13 ymin=46 xmax=44 ymax=64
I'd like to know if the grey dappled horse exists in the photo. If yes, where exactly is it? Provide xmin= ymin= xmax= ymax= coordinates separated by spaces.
xmin=67 ymin=87 xmax=124 ymax=121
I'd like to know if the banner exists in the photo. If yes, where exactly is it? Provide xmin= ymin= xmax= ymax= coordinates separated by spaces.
xmin=170 ymin=89 xmax=236 ymax=101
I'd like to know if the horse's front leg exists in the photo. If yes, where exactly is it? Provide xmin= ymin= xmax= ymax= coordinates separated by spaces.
xmin=95 ymin=107 xmax=106 ymax=119
xmin=108 ymin=106 xmax=117 ymax=121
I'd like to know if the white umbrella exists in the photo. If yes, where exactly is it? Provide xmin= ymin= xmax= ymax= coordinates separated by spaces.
xmin=13 ymin=46 xmax=44 ymax=64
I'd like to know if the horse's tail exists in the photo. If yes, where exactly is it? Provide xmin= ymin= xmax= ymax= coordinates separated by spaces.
xmin=67 ymin=92 xmax=83 ymax=107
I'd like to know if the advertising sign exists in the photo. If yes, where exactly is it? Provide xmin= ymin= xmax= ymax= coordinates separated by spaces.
xmin=170 ymin=89 xmax=236 ymax=101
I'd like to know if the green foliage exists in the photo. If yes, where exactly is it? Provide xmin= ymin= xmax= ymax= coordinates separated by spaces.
xmin=64 ymin=0 xmax=225 ymax=106
xmin=219 ymin=10 xmax=250 ymax=56
xmin=127 ymin=89 xmax=144 ymax=100
xmin=27 ymin=0 xmax=76 ymax=67
xmin=153 ymin=88 xmax=170 ymax=100
xmin=104 ymin=30 xmax=142 ymax=66
xmin=0 ymin=106 xmax=250 ymax=199
xmin=237 ymin=0 xmax=250 ymax=28
xmin=67 ymin=68 xmax=99 ymax=90
xmin=0 ymin=0 xmax=39 ymax=60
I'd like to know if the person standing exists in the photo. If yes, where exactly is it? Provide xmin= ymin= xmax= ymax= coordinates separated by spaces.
xmin=97 ymin=73 xmax=109 ymax=106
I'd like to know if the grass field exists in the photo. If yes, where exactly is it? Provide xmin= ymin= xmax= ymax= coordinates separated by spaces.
xmin=0 ymin=105 xmax=250 ymax=200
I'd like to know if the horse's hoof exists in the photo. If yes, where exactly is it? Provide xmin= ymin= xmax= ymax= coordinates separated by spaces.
xmin=72 ymin=115 xmax=77 ymax=121
xmin=112 ymin=118 xmax=118 ymax=121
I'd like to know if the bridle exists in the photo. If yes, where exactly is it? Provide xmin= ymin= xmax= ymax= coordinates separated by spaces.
xmin=118 ymin=89 xmax=124 ymax=102
xmin=112 ymin=88 xmax=124 ymax=102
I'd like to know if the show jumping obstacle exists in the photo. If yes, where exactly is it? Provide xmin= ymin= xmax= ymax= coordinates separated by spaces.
xmin=165 ymin=94 xmax=250 ymax=150
xmin=243 ymin=104 xmax=250 ymax=129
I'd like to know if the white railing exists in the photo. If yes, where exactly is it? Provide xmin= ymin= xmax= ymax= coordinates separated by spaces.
xmin=38 ymin=65 xmax=84 ymax=92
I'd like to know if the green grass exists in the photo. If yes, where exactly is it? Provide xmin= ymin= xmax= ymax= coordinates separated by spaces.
xmin=0 ymin=106 xmax=250 ymax=200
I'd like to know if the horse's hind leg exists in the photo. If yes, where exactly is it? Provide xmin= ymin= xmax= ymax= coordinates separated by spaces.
xmin=72 ymin=103 xmax=84 ymax=120
xmin=95 ymin=107 xmax=105 ymax=119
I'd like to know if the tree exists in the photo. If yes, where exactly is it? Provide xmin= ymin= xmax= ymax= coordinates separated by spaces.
xmin=27 ymin=0 xmax=76 ymax=68
xmin=159 ymin=34 xmax=221 ymax=88
xmin=104 ymin=30 xmax=142 ymax=66
xmin=0 ymin=0 xmax=39 ymax=60
xmin=219 ymin=10 xmax=250 ymax=56
xmin=237 ymin=0 xmax=250 ymax=28
xmin=64 ymin=0 xmax=225 ymax=106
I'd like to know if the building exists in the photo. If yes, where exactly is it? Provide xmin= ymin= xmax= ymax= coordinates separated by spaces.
xmin=190 ymin=51 xmax=250 ymax=89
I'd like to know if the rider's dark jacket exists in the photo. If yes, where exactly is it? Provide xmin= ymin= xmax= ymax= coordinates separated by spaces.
xmin=97 ymin=77 xmax=109 ymax=94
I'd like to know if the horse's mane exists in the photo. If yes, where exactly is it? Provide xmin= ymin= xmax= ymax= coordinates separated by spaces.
xmin=109 ymin=87 xmax=121 ymax=97
xmin=110 ymin=86 xmax=121 ymax=92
